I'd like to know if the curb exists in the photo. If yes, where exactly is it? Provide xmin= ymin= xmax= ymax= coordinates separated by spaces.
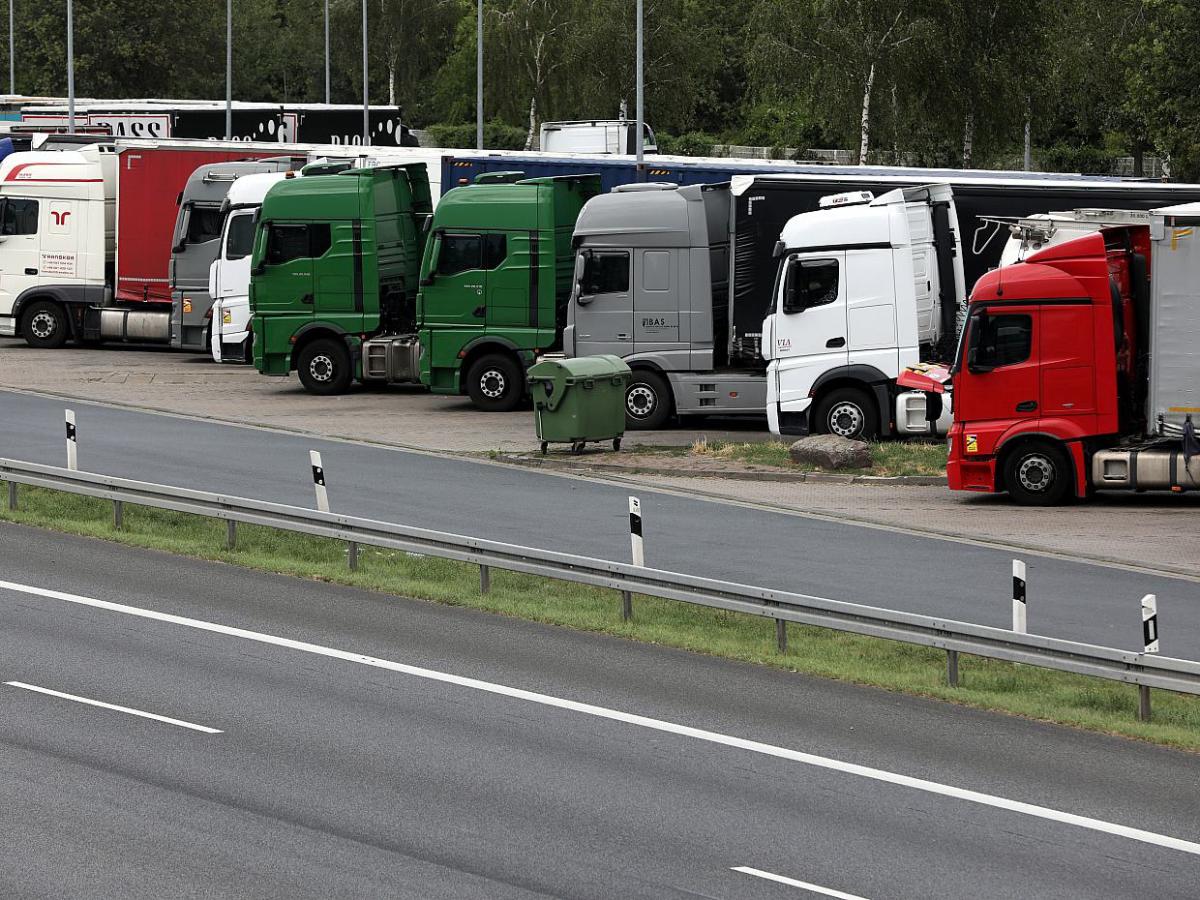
xmin=495 ymin=455 xmax=947 ymax=486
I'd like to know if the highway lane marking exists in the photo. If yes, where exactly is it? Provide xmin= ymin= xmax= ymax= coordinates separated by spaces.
xmin=5 ymin=681 xmax=222 ymax=734
xmin=2 ymin=577 xmax=1198 ymax=858
xmin=732 ymin=867 xmax=869 ymax=899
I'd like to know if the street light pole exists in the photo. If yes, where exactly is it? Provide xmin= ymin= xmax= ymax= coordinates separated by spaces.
xmin=225 ymin=0 xmax=232 ymax=139
xmin=9 ymin=0 xmax=14 ymax=96
xmin=324 ymin=0 xmax=330 ymax=104
xmin=635 ymin=0 xmax=644 ymax=164
xmin=476 ymin=0 xmax=483 ymax=150
xmin=66 ymin=0 xmax=74 ymax=133
xmin=361 ymin=0 xmax=369 ymax=144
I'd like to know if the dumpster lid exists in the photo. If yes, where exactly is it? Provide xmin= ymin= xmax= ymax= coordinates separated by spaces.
xmin=529 ymin=354 xmax=631 ymax=380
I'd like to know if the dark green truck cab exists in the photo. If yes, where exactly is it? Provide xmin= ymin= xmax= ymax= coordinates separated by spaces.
xmin=250 ymin=163 xmax=599 ymax=410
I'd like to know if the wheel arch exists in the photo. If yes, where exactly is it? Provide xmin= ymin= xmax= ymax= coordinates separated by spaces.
xmin=809 ymin=366 xmax=890 ymax=432
xmin=458 ymin=337 xmax=523 ymax=393
xmin=289 ymin=323 xmax=349 ymax=368
xmin=994 ymin=432 xmax=1079 ymax=494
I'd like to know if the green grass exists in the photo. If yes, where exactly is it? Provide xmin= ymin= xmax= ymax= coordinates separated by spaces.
xmin=690 ymin=438 xmax=947 ymax=476
xmin=3 ymin=484 xmax=1197 ymax=750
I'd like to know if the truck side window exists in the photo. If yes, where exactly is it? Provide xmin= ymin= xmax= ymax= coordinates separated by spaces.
xmin=975 ymin=314 xmax=1032 ymax=368
xmin=582 ymin=251 xmax=630 ymax=294
xmin=266 ymin=224 xmax=311 ymax=265
xmin=437 ymin=234 xmax=482 ymax=276
xmin=482 ymin=234 xmax=507 ymax=270
xmin=1 ymin=198 xmax=38 ymax=235
xmin=783 ymin=258 xmax=838 ymax=314
xmin=186 ymin=206 xmax=224 ymax=245
xmin=225 ymin=213 xmax=255 ymax=261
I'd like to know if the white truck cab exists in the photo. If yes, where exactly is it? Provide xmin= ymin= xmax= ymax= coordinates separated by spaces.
xmin=539 ymin=120 xmax=657 ymax=155
xmin=208 ymin=171 xmax=290 ymax=362
xmin=762 ymin=184 xmax=964 ymax=438
xmin=0 ymin=145 xmax=115 ymax=345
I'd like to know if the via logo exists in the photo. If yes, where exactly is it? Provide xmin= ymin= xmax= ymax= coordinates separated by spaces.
xmin=51 ymin=210 xmax=71 ymax=227
xmin=776 ymin=337 xmax=792 ymax=352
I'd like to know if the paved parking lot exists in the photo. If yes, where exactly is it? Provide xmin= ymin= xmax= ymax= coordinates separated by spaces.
xmin=3 ymin=342 xmax=1197 ymax=578
xmin=0 ymin=345 xmax=772 ymax=453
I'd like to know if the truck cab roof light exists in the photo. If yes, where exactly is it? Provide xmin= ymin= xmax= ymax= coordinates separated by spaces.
xmin=818 ymin=190 xmax=874 ymax=209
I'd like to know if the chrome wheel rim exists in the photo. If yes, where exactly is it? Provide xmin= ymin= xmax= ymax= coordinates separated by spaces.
xmin=30 ymin=311 xmax=56 ymax=340
xmin=308 ymin=354 xmax=335 ymax=383
xmin=627 ymin=385 xmax=656 ymax=418
xmin=1017 ymin=455 xmax=1055 ymax=493
xmin=479 ymin=369 xmax=506 ymax=399
xmin=828 ymin=401 xmax=864 ymax=438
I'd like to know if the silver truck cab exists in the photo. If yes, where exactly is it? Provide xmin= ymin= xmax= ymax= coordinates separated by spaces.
xmin=168 ymin=156 xmax=302 ymax=351
xmin=566 ymin=182 xmax=765 ymax=428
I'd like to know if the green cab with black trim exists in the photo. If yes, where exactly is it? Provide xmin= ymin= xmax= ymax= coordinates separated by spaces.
xmin=249 ymin=163 xmax=600 ymax=411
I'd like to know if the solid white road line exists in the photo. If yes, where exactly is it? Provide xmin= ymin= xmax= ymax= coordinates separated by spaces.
xmin=1 ymin=577 xmax=1198 ymax=858
xmin=732 ymin=867 xmax=869 ymax=899
xmin=5 ymin=681 xmax=222 ymax=734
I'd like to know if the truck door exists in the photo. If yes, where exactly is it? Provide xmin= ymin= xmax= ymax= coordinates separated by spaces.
xmin=771 ymin=253 xmax=848 ymax=408
xmin=954 ymin=307 xmax=1039 ymax=426
xmin=0 ymin=198 xmax=44 ymax=316
xmin=572 ymin=249 xmax=633 ymax=356
xmin=252 ymin=222 xmax=315 ymax=318
xmin=422 ymin=231 xmax=488 ymax=329
xmin=633 ymin=248 xmax=680 ymax=354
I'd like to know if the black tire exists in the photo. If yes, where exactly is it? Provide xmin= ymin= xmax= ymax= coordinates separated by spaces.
xmin=1003 ymin=442 xmax=1073 ymax=506
xmin=466 ymin=353 xmax=524 ymax=412
xmin=20 ymin=300 xmax=69 ymax=349
xmin=812 ymin=387 xmax=879 ymax=440
xmin=625 ymin=370 xmax=673 ymax=430
xmin=296 ymin=338 xmax=353 ymax=395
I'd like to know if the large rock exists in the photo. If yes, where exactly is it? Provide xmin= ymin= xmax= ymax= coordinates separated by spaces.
xmin=788 ymin=434 xmax=872 ymax=470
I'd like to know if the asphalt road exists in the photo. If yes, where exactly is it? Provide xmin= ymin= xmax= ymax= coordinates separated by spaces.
xmin=1 ymin=526 xmax=1198 ymax=899
xmin=1 ymin=388 xmax=1198 ymax=659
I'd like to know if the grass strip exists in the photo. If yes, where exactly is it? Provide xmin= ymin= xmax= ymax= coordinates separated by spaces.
xmin=688 ymin=438 xmax=948 ymax=476
xmin=2 ymin=483 xmax=1196 ymax=750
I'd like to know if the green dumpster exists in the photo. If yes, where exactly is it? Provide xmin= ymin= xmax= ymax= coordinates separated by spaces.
xmin=528 ymin=355 xmax=632 ymax=454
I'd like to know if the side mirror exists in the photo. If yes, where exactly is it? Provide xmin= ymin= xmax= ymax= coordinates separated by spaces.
xmin=420 ymin=274 xmax=436 ymax=287
xmin=576 ymin=293 xmax=595 ymax=306
xmin=172 ymin=241 xmax=186 ymax=254
xmin=782 ymin=264 xmax=805 ymax=315
xmin=251 ymin=262 xmax=266 ymax=277
xmin=966 ymin=347 xmax=993 ymax=375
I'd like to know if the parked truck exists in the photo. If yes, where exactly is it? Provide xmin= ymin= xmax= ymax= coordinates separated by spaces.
xmin=558 ymin=163 xmax=1200 ymax=431
xmin=169 ymin=157 xmax=304 ymax=352
xmin=0 ymin=139 xmax=301 ymax=348
xmin=948 ymin=206 xmax=1200 ymax=504
xmin=761 ymin=185 xmax=964 ymax=438
xmin=250 ymin=164 xmax=601 ymax=409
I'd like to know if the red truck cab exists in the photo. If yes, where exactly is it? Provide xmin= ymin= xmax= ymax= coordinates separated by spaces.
xmin=948 ymin=225 xmax=1152 ymax=504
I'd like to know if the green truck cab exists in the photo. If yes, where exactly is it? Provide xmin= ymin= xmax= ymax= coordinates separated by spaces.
xmin=250 ymin=163 xmax=600 ymax=411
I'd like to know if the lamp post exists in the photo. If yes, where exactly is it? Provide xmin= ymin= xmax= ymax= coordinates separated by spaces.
xmin=9 ymin=0 xmax=14 ymax=95
xmin=225 ymin=0 xmax=232 ymax=139
xmin=66 ymin=0 xmax=74 ymax=133
xmin=361 ymin=0 xmax=369 ymax=144
xmin=324 ymin=0 xmax=331 ymax=104
xmin=476 ymin=0 xmax=483 ymax=150
xmin=635 ymin=0 xmax=644 ymax=164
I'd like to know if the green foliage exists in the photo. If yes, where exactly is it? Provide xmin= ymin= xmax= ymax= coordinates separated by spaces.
xmin=425 ymin=120 xmax=528 ymax=151
xmin=655 ymin=131 xmax=718 ymax=157
xmin=5 ymin=0 xmax=1200 ymax=173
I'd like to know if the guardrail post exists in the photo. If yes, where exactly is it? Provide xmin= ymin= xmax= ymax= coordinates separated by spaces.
xmin=1012 ymin=559 xmax=1027 ymax=634
xmin=226 ymin=519 xmax=237 ymax=551
xmin=622 ymin=497 xmax=643 ymax=622
xmin=112 ymin=499 xmax=123 ymax=530
xmin=480 ymin=563 xmax=490 ymax=594
xmin=347 ymin=540 xmax=359 ymax=571
xmin=6 ymin=480 xmax=15 ymax=511
xmin=776 ymin=617 xmax=788 ymax=653
xmin=65 ymin=409 xmax=78 ymax=471
xmin=946 ymin=649 xmax=960 ymax=687
xmin=1138 ymin=685 xmax=1152 ymax=722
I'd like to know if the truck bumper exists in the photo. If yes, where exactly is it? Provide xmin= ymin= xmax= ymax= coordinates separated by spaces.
xmin=947 ymin=425 xmax=999 ymax=492
xmin=0 ymin=315 xmax=15 ymax=337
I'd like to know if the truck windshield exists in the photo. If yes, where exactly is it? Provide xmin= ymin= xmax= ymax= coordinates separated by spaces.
xmin=186 ymin=205 xmax=225 ymax=245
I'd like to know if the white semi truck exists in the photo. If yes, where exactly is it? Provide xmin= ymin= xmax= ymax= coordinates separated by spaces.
xmin=762 ymin=186 xmax=964 ymax=438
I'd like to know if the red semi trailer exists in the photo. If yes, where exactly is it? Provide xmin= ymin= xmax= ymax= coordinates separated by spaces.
xmin=947 ymin=204 xmax=1200 ymax=504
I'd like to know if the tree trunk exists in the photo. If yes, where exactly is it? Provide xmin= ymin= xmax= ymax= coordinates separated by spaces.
xmin=858 ymin=61 xmax=875 ymax=165
xmin=962 ymin=112 xmax=975 ymax=168
xmin=524 ymin=92 xmax=538 ymax=150
xmin=1023 ymin=99 xmax=1032 ymax=171
xmin=388 ymin=56 xmax=397 ymax=106
xmin=1132 ymin=144 xmax=1145 ymax=178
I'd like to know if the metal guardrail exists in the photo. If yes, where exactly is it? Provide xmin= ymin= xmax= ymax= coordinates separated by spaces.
xmin=3 ymin=457 xmax=1198 ymax=714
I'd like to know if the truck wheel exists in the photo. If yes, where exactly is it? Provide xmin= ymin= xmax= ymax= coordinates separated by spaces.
xmin=1003 ymin=442 xmax=1072 ymax=506
xmin=813 ymin=387 xmax=878 ymax=440
xmin=20 ymin=300 xmax=69 ymax=349
xmin=297 ymin=338 xmax=353 ymax=395
xmin=625 ymin=370 xmax=672 ymax=430
xmin=466 ymin=353 xmax=524 ymax=412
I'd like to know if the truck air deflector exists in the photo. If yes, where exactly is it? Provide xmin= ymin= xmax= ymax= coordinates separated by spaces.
xmin=781 ymin=241 xmax=892 ymax=255
xmin=352 ymin=220 xmax=363 ymax=313
xmin=529 ymin=231 xmax=540 ymax=329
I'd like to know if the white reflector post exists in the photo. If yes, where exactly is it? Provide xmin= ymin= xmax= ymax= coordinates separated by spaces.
xmin=629 ymin=496 xmax=644 ymax=567
xmin=65 ymin=409 xmax=77 ymax=471
xmin=310 ymin=450 xmax=330 ymax=513
xmin=1142 ymin=594 xmax=1159 ymax=654
xmin=1012 ymin=559 xmax=1027 ymax=634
